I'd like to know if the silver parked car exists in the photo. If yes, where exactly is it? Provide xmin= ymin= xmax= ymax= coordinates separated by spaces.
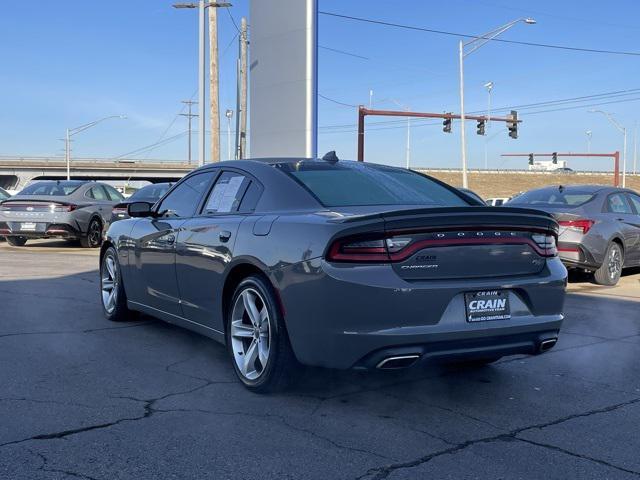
xmin=507 ymin=185 xmax=640 ymax=285
xmin=0 ymin=180 xmax=124 ymax=247
xmin=101 ymin=158 xmax=566 ymax=392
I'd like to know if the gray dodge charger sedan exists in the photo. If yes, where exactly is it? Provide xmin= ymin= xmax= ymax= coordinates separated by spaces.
xmin=101 ymin=159 xmax=567 ymax=392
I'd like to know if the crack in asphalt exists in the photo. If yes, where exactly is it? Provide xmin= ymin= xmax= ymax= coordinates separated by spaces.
xmin=355 ymin=397 xmax=640 ymax=480
xmin=0 ymin=321 xmax=156 ymax=339
xmin=0 ymin=381 xmax=216 ymax=450
xmin=29 ymin=448 xmax=101 ymax=480
xmin=153 ymin=406 xmax=396 ymax=462
xmin=517 ymin=437 xmax=640 ymax=477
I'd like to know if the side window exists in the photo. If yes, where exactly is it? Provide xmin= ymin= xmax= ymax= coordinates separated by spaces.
xmin=607 ymin=193 xmax=632 ymax=214
xmin=238 ymin=181 xmax=263 ymax=212
xmin=103 ymin=185 xmax=124 ymax=202
xmin=203 ymin=172 xmax=249 ymax=214
xmin=89 ymin=186 xmax=109 ymax=201
xmin=157 ymin=172 xmax=216 ymax=218
xmin=627 ymin=194 xmax=640 ymax=214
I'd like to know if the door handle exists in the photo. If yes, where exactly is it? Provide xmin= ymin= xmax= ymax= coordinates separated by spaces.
xmin=219 ymin=230 xmax=232 ymax=242
xmin=165 ymin=234 xmax=176 ymax=245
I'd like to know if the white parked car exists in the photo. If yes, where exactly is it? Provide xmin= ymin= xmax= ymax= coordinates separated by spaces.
xmin=485 ymin=197 xmax=511 ymax=207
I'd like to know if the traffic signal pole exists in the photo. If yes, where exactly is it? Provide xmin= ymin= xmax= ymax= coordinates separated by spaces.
xmin=501 ymin=152 xmax=621 ymax=187
xmin=356 ymin=106 xmax=520 ymax=163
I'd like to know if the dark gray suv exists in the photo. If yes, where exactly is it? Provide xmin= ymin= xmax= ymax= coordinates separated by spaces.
xmin=0 ymin=180 xmax=124 ymax=247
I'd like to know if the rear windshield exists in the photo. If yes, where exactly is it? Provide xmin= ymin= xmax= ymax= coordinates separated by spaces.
xmin=130 ymin=183 xmax=171 ymax=201
xmin=277 ymin=162 xmax=468 ymax=207
xmin=19 ymin=181 xmax=83 ymax=196
xmin=508 ymin=189 xmax=596 ymax=207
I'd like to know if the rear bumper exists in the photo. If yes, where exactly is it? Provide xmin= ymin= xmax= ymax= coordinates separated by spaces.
xmin=0 ymin=222 xmax=81 ymax=239
xmin=274 ymin=257 xmax=567 ymax=369
xmin=355 ymin=330 xmax=560 ymax=369
xmin=558 ymin=242 xmax=600 ymax=270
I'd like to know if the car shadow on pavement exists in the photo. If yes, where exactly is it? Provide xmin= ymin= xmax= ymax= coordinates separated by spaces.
xmin=2 ymin=269 xmax=639 ymax=399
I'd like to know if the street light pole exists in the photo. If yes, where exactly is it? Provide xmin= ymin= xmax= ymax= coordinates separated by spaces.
xmin=458 ymin=18 xmax=536 ymax=188
xmin=65 ymin=115 xmax=126 ymax=181
xmin=225 ymin=109 xmax=233 ymax=161
xmin=589 ymin=110 xmax=627 ymax=187
xmin=484 ymin=81 xmax=493 ymax=170
xmin=586 ymin=130 xmax=592 ymax=154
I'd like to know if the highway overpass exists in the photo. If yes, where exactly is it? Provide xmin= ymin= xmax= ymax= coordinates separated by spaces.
xmin=0 ymin=156 xmax=194 ymax=190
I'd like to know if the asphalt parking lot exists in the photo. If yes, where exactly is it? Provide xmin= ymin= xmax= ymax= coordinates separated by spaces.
xmin=1 ymin=240 xmax=639 ymax=480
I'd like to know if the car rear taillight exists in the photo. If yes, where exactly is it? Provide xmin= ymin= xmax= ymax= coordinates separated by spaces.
xmin=558 ymin=219 xmax=594 ymax=234
xmin=327 ymin=237 xmax=390 ymax=262
xmin=531 ymin=234 xmax=558 ymax=257
xmin=112 ymin=207 xmax=128 ymax=216
xmin=328 ymin=229 xmax=559 ymax=263
xmin=51 ymin=204 xmax=77 ymax=213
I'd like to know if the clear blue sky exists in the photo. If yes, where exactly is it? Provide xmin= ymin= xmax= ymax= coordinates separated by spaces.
xmin=1 ymin=0 xmax=638 ymax=171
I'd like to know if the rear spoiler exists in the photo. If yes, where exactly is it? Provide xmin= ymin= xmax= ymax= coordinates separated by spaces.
xmin=331 ymin=206 xmax=558 ymax=234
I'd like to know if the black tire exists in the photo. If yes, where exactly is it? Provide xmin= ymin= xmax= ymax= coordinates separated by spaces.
xmin=80 ymin=218 xmax=103 ymax=248
xmin=100 ymin=246 xmax=131 ymax=322
xmin=6 ymin=236 xmax=27 ymax=247
xmin=593 ymin=242 xmax=623 ymax=286
xmin=226 ymin=275 xmax=301 ymax=393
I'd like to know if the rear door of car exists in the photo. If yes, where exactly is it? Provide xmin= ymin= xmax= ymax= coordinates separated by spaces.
xmin=175 ymin=169 xmax=261 ymax=332
xmin=624 ymin=192 xmax=640 ymax=264
xmin=605 ymin=192 xmax=639 ymax=264
xmin=129 ymin=171 xmax=217 ymax=316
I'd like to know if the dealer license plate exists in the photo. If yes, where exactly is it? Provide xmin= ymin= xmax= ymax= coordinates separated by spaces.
xmin=465 ymin=290 xmax=511 ymax=322
xmin=20 ymin=222 xmax=37 ymax=231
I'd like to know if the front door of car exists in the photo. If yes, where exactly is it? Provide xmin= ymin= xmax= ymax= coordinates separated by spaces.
xmin=86 ymin=185 xmax=112 ymax=224
xmin=606 ymin=192 xmax=639 ymax=265
xmin=129 ymin=171 xmax=217 ymax=316
xmin=624 ymin=193 xmax=640 ymax=264
xmin=175 ymin=170 xmax=256 ymax=332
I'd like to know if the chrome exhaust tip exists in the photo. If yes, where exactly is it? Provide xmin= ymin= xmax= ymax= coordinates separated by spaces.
xmin=376 ymin=355 xmax=420 ymax=370
xmin=539 ymin=338 xmax=557 ymax=353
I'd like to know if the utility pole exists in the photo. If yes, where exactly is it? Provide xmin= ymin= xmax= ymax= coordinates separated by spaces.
xmin=179 ymin=100 xmax=198 ymax=164
xmin=237 ymin=17 xmax=248 ymax=159
xmin=586 ymin=130 xmax=592 ymax=154
xmin=209 ymin=5 xmax=220 ymax=162
xmin=65 ymin=129 xmax=71 ymax=180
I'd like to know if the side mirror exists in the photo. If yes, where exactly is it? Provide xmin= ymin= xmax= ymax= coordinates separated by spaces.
xmin=128 ymin=202 xmax=154 ymax=218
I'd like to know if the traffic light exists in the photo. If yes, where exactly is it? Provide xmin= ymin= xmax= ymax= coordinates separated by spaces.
xmin=528 ymin=154 xmax=534 ymax=166
xmin=552 ymin=152 xmax=558 ymax=164
xmin=443 ymin=114 xmax=452 ymax=133
xmin=507 ymin=110 xmax=518 ymax=139
xmin=476 ymin=119 xmax=486 ymax=136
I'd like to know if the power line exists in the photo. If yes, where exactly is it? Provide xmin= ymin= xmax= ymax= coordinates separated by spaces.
xmin=319 ymin=11 xmax=640 ymax=57
xmin=318 ymin=87 xmax=640 ymax=131
xmin=114 ymin=131 xmax=189 ymax=159
xmin=226 ymin=8 xmax=240 ymax=33
xmin=319 ymin=45 xmax=370 ymax=60
xmin=319 ymin=94 xmax=358 ymax=108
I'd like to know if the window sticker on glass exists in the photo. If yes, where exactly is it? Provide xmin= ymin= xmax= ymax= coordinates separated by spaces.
xmin=205 ymin=174 xmax=245 ymax=213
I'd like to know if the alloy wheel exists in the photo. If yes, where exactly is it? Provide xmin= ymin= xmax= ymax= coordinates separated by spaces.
xmin=230 ymin=288 xmax=271 ymax=381
xmin=608 ymin=245 xmax=622 ymax=281
xmin=101 ymin=253 xmax=118 ymax=314
xmin=88 ymin=220 xmax=102 ymax=247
